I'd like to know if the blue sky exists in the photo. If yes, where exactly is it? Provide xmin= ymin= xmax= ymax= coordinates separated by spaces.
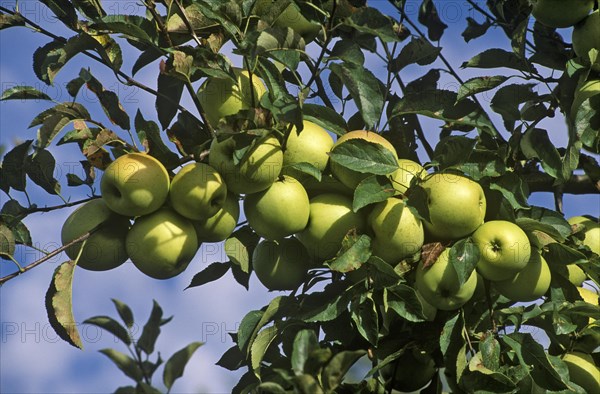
xmin=1 ymin=1 xmax=599 ymax=393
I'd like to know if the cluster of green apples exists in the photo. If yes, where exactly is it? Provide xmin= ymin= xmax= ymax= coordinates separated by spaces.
xmin=61 ymin=153 xmax=240 ymax=279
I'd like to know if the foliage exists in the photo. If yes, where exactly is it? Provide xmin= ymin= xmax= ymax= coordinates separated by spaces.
xmin=1 ymin=0 xmax=599 ymax=392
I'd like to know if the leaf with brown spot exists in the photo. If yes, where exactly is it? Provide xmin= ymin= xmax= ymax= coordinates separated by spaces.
xmin=420 ymin=242 xmax=446 ymax=269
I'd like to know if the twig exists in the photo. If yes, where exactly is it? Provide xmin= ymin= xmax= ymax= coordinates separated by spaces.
xmin=0 ymin=231 xmax=93 ymax=285
xmin=304 ymin=0 xmax=337 ymax=92
xmin=173 ymin=0 xmax=203 ymax=47
xmin=145 ymin=0 xmax=173 ymax=47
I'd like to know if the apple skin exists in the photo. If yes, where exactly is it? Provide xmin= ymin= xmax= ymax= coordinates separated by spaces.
xmin=390 ymin=159 xmax=426 ymax=195
xmin=296 ymin=193 xmax=367 ymax=262
xmin=169 ymin=162 xmax=227 ymax=221
xmin=415 ymin=289 xmax=437 ymax=322
xmin=568 ymin=216 xmax=600 ymax=255
xmin=573 ymin=286 xmax=600 ymax=353
xmin=100 ymin=153 xmax=170 ymax=217
xmin=367 ymin=198 xmax=424 ymax=264
xmin=252 ymin=237 xmax=311 ymax=291
xmin=382 ymin=349 xmax=437 ymax=392
xmin=197 ymin=69 xmax=266 ymax=126
xmin=530 ymin=0 xmax=594 ymax=28
xmin=283 ymin=120 xmax=334 ymax=174
xmin=567 ymin=264 xmax=587 ymax=286
xmin=562 ymin=351 xmax=600 ymax=394
xmin=473 ymin=220 xmax=532 ymax=281
xmin=330 ymin=130 xmax=398 ymax=189
xmin=420 ymin=172 xmax=486 ymax=240
xmin=244 ymin=175 xmax=310 ymax=240
xmin=193 ymin=193 xmax=240 ymax=243
xmin=209 ymin=134 xmax=283 ymax=195
xmin=126 ymin=208 xmax=199 ymax=280
xmin=61 ymin=199 xmax=130 ymax=271
xmin=299 ymin=174 xmax=354 ymax=199
xmin=493 ymin=251 xmax=551 ymax=302
xmin=572 ymin=10 xmax=600 ymax=69
xmin=255 ymin=0 xmax=321 ymax=40
xmin=415 ymin=248 xmax=478 ymax=311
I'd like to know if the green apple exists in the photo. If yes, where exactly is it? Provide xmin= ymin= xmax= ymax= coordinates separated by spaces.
xmin=420 ymin=172 xmax=486 ymax=240
xmin=296 ymin=193 xmax=367 ymax=261
xmin=572 ymin=10 xmax=600 ymax=69
xmin=415 ymin=248 xmax=478 ymax=311
xmin=567 ymin=264 xmax=588 ymax=286
xmin=244 ymin=175 xmax=310 ymax=240
xmin=562 ymin=351 xmax=600 ymax=393
xmin=416 ymin=289 xmax=437 ymax=322
xmin=197 ymin=69 xmax=267 ymax=126
xmin=193 ymin=193 xmax=240 ymax=243
xmin=530 ymin=0 xmax=594 ymax=28
xmin=101 ymin=153 xmax=170 ymax=217
xmin=389 ymin=159 xmax=426 ymax=195
xmin=126 ymin=208 xmax=199 ymax=279
xmin=169 ymin=162 xmax=227 ymax=221
xmin=283 ymin=120 xmax=334 ymax=174
xmin=493 ymin=251 xmax=551 ymax=302
xmin=209 ymin=134 xmax=283 ymax=195
xmin=255 ymin=0 xmax=321 ymax=40
xmin=577 ymin=286 xmax=599 ymax=311
xmin=367 ymin=197 xmax=424 ymax=264
xmin=382 ymin=348 xmax=437 ymax=392
xmin=330 ymin=130 xmax=398 ymax=189
xmin=573 ymin=286 xmax=600 ymax=353
xmin=252 ymin=237 xmax=311 ymax=291
xmin=61 ymin=199 xmax=130 ymax=271
xmin=473 ymin=220 xmax=531 ymax=281
xmin=569 ymin=215 xmax=600 ymax=255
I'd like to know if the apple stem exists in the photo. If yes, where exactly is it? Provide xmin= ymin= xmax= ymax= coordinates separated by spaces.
xmin=0 ymin=230 xmax=96 ymax=286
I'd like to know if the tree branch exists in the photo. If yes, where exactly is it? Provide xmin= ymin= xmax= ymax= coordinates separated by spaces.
xmin=523 ymin=172 xmax=599 ymax=195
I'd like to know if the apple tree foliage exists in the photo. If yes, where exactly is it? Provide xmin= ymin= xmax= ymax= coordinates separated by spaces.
xmin=1 ymin=0 xmax=600 ymax=393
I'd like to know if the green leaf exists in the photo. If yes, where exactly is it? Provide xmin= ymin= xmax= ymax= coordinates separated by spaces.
xmin=480 ymin=332 xmax=501 ymax=371
xmin=418 ymin=0 xmax=447 ymax=41
xmin=462 ymin=17 xmax=492 ymax=42
xmin=247 ymin=296 xmax=291 ymax=357
xmin=516 ymin=206 xmax=571 ymax=242
xmin=238 ymin=310 xmax=264 ymax=354
xmin=302 ymin=104 xmax=348 ymax=137
xmin=256 ymin=382 xmax=286 ymax=393
xmin=489 ymin=172 xmax=530 ymax=210
xmin=40 ymin=0 xmax=78 ymax=29
xmin=81 ymin=69 xmax=130 ymax=130
xmin=186 ymin=262 xmax=231 ymax=289
xmin=113 ymin=386 xmax=136 ymax=394
xmin=29 ymin=102 xmax=91 ymax=128
xmin=1 ymin=86 xmax=52 ymax=101
xmin=328 ymin=234 xmax=372 ymax=273
xmin=251 ymin=27 xmax=305 ymax=55
xmin=329 ymin=62 xmax=384 ymax=130
xmin=328 ymin=40 xmax=365 ymax=66
xmin=0 ymin=224 xmax=16 ymax=259
xmin=544 ymin=243 xmax=587 ymax=266
xmin=225 ymin=226 xmax=260 ymax=275
xmin=83 ymin=316 xmax=131 ymax=345
xmin=502 ymin=332 xmax=569 ymax=391
xmin=0 ymin=12 xmax=25 ymax=30
xmin=352 ymin=175 xmax=396 ymax=212
xmin=163 ymin=342 xmax=203 ymax=390
xmin=250 ymin=325 xmax=279 ymax=377
xmin=449 ymin=238 xmax=480 ymax=286
xmin=45 ymin=261 xmax=82 ymax=349
xmin=329 ymin=138 xmax=398 ymax=175
xmin=90 ymin=15 xmax=157 ymax=46
xmin=345 ymin=7 xmax=399 ymax=42
xmin=405 ymin=184 xmax=430 ymax=223
xmin=257 ymin=58 xmax=301 ymax=128
xmin=490 ymin=84 xmax=538 ymax=131
xmin=216 ymin=345 xmax=245 ymax=371
xmin=2 ymin=140 xmax=33 ymax=192
xmin=283 ymin=162 xmax=321 ymax=182
xmin=134 ymin=110 xmax=180 ymax=169
xmin=462 ymin=49 xmax=533 ymax=72
xmin=360 ymin=256 xmax=402 ymax=289
xmin=292 ymin=329 xmax=319 ymax=376
xmin=385 ymin=284 xmax=430 ymax=322
xmin=72 ymin=0 xmax=106 ymax=19
xmin=99 ymin=349 xmax=144 ymax=382
xmin=137 ymin=300 xmax=163 ymax=355
xmin=433 ymin=136 xmax=477 ymax=169
xmin=440 ymin=312 xmax=466 ymax=382
xmin=322 ymin=350 xmax=367 ymax=392
xmin=520 ymin=128 xmax=563 ymax=180
xmin=299 ymin=283 xmax=352 ymax=323
xmin=390 ymin=37 xmax=441 ymax=72
xmin=457 ymin=76 xmax=509 ymax=102
xmin=25 ymin=149 xmax=61 ymax=195
xmin=111 ymin=299 xmax=134 ymax=329
xmin=350 ymin=294 xmax=378 ymax=345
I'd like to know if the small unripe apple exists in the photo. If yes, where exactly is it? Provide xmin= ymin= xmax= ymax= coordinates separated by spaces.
xmin=415 ymin=248 xmax=478 ymax=311
xmin=330 ymin=130 xmax=398 ymax=189
xmin=530 ymin=0 xmax=594 ymax=28
xmin=244 ymin=175 xmax=310 ymax=240
xmin=100 ymin=153 xmax=170 ymax=217
xmin=420 ymin=172 xmax=486 ymax=240
xmin=389 ymin=159 xmax=426 ymax=195
xmin=568 ymin=215 xmax=600 ymax=255
xmin=61 ymin=199 xmax=130 ymax=271
xmin=252 ymin=237 xmax=311 ymax=291
xmin=254 ymin=0 xmax=322 ymax=40
xmin=169 ymin=162 xmax=227 ymax=221
xmin=381 ymin=348 xmax=437 ymax=392
xmin=209 ymin=134 xmax=283 ymax=195
xmin=193 ymin=193 xmax=240 ymax=243
xmin=493 ymin=251 xmax=551 ymax=302
xmin=283 ymin=120 xmax=334 ymax=173
xmin=572 ymin=10 xmax=600 ymax=70
xmin=126 ymin=208 xmax=199 ymax=279
xmin=197 ymin=69 xmax=266 ymax=126
xmin=473 ymin=220 xmax=531 ymax=281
